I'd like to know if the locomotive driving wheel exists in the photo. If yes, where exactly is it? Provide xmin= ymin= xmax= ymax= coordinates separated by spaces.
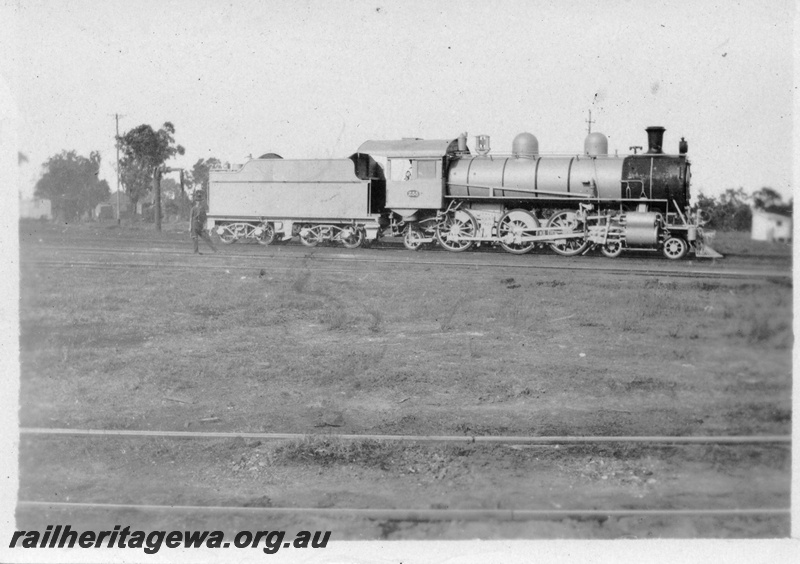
xmin=340 ymin=226 xmax=365 ymax=249
xmin=436 ymin=209 xmax=478 ymax=252
xmin=546 ymin=210 xmax=590 ymax=256
xmin=662 ymin=236 xmax=688 ymax=260
xmin=256 ymin=223 xmax=275 ymax=245
xmin=498 ymin=209 xmax=539 ymax=254
xmin=403 ymin=226 xmax=425 ymax=251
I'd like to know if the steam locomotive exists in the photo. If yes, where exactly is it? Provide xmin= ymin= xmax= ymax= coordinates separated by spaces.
xmin=207 ymin=127 xmax=719 ymax=259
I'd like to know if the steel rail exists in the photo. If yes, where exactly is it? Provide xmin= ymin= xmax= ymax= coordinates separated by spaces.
xmin=17 ymin=500 xmax=790 ymax=520
xmin=20 ymin=428 xmax=792 ymax=444
xmin=21 ymin=236 xmax=793 ymax=261
xmin=20 ymin=256 xmax=790 ymax=281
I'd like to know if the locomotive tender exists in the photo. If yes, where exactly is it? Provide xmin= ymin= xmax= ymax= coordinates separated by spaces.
xmin=207 ymin=127 xmax=719 ymax=259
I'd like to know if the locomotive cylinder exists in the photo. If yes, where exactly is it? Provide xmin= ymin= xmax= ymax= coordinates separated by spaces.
xmin=623 ymin=212 xmax=661 ymax=246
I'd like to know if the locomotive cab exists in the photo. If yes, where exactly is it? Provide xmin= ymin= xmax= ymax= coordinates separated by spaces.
xmin=386 ymin=157 xmax=444 ymax=216
xmin=356 ymin=138 xmax=460 ymax=220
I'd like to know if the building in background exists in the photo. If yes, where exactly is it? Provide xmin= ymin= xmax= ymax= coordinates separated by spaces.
xmin=95 ymin=191 xmax=132 ymax=220
xmin=19 ymin=197 xmax=51 ymax=220
xmin=751 ymin=209 xmax=792 ymax=243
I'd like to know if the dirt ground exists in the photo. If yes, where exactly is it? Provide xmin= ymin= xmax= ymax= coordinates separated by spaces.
xmin=16 ymin=221 xmax=792 ymax=539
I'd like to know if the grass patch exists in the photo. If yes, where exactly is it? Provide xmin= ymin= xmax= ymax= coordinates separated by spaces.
xmin=365 ymin=306 xmax=383 ymax=333
xmin=19 ymin=223 xmax=793 ymax=438
xmin=710 ymin=231 xmax=792 ymax=257
xmin=273 ymin=437 xmax=399 ymax=468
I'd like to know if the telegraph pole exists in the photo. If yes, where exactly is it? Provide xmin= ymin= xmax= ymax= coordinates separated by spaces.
xmin=114 ymin=113 xmax=124 ymax=224
xmin=585 ymin=110 xmax=595 ymax=134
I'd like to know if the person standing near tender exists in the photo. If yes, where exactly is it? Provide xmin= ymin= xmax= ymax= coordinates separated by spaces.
xmin=189 ymin=192 xmax=217 ymax=254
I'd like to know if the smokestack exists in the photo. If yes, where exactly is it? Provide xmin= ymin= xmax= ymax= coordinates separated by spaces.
xmin=645 ymin=126 xmax=665 ymax=154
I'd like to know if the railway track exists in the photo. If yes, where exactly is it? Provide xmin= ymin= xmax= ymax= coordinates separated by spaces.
xmin=20 ymin=427 xmax=792 ymax=444
xmin=19 ymin=428 xmax=790 ymax=524
xmin=20 ymin=250 xmax=790 ymax=281
xmin=18 ymin=500 xmax=789 ymax=521
xmin=20 ymin=230 xmax=792 ymax=259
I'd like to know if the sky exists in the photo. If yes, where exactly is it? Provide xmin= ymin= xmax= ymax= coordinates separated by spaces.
xmin=4 ymin=0 xmax=797 ymax=202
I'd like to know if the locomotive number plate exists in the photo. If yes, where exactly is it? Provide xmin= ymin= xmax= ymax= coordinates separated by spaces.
xmin=407 ymin=190 xmax=420 ymax=198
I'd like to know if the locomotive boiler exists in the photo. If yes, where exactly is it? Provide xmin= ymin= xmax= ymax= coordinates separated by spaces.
xmin=206 ymin=126 xmax=719 ymax=259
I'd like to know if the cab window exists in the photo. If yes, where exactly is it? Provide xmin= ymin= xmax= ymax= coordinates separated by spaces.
xmin=417 ymin=160 xmax=437 ymax=179
xmin=390 ymin=159 xmax=414 ymax=181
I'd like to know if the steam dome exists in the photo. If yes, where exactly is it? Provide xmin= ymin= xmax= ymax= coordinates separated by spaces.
xmin=512 ymin=132 xmax=539 ymax=159
xmin=584 ymin=132 xmax=608 ymax=157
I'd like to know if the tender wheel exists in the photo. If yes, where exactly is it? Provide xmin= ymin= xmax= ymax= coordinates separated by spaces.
xmin=340 ymin=226 xmax=364 ymax=249
xmin=216 ymin=224 xmax=237 ymax=244
xmin=498 ymin=209 xmax=539 ymax=254
xmin=662 ymin=236 xmax=688 ymax=260
xmin=546 ymin=210 xmax=590 ymax=256
xmin=256 ymin=223 xmax=275 ymax=245
xmin=403 ymin=226 xmax=425 ymax=250
xmin=299 ymin=225 xmax=320 ymax=247
xmin=436 ymin=210 xmax=477 ymax=252
xmin=600 ymin=240 xmax=624 ymax=258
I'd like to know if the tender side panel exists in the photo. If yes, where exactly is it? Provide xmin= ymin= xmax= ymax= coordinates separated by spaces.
xmin=209 ymin=159 xmax=372 ymax=220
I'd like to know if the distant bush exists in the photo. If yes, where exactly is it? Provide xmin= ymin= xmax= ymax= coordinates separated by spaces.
xmin=695 ymin=187 xmax=791 ymax=231
xmin=695 ymin=188 xmax=751 ymax=231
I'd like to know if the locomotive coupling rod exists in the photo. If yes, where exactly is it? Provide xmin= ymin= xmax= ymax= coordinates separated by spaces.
xmin=457 ymin=233 xmax=583 ymax=243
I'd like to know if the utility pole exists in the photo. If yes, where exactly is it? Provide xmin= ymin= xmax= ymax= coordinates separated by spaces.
xmin=114 ymin=113 xmax=125 ymax=224
xmin=585 ymin=110 xmax=595 ymax=134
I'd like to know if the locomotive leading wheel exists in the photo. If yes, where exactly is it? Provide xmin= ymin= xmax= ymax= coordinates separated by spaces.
xmin=662 ymin=236 xmax=688 ymax=260
xmin=600 ymin=240 xmax=624 ymax=258
xmin=403 ymin=226 xmax=425 ymax=251
xmin=340 ymin=226 xmax=365 ymax=249
xmin=299 ymin=225 xmax=320 ymax=247
xmin=436 ymin=209 xmax=477 ymax=252
xmin=546 ymin=210 xmax=590 ymax=256
xmin=256 ymin=223 xmax=275 ymax=245
xmin=498 ymin=209 xmax=539 ymax=254
xmin=216 ymin=225 xmax=238 ymax=244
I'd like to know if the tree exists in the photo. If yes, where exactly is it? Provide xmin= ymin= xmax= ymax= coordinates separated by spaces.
xmin=752 ymin=187 xmax=791 ymax=216
xmin=752 ymin=187 xmax=781 ymax=210
xmin=695 ymin=188 xmax=752 ymax=231
xmin=190 ymin=157 xmax=221 ymax=195
xmin=161 ymin=177 xmax=191 ymax=220
xmin=117 ymin=122 xmax=185 ymax=231
xmin=119 ymin=158 xmax=152 ymax=217
xmin=34 ymin=150 xmax=110 ymax=222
